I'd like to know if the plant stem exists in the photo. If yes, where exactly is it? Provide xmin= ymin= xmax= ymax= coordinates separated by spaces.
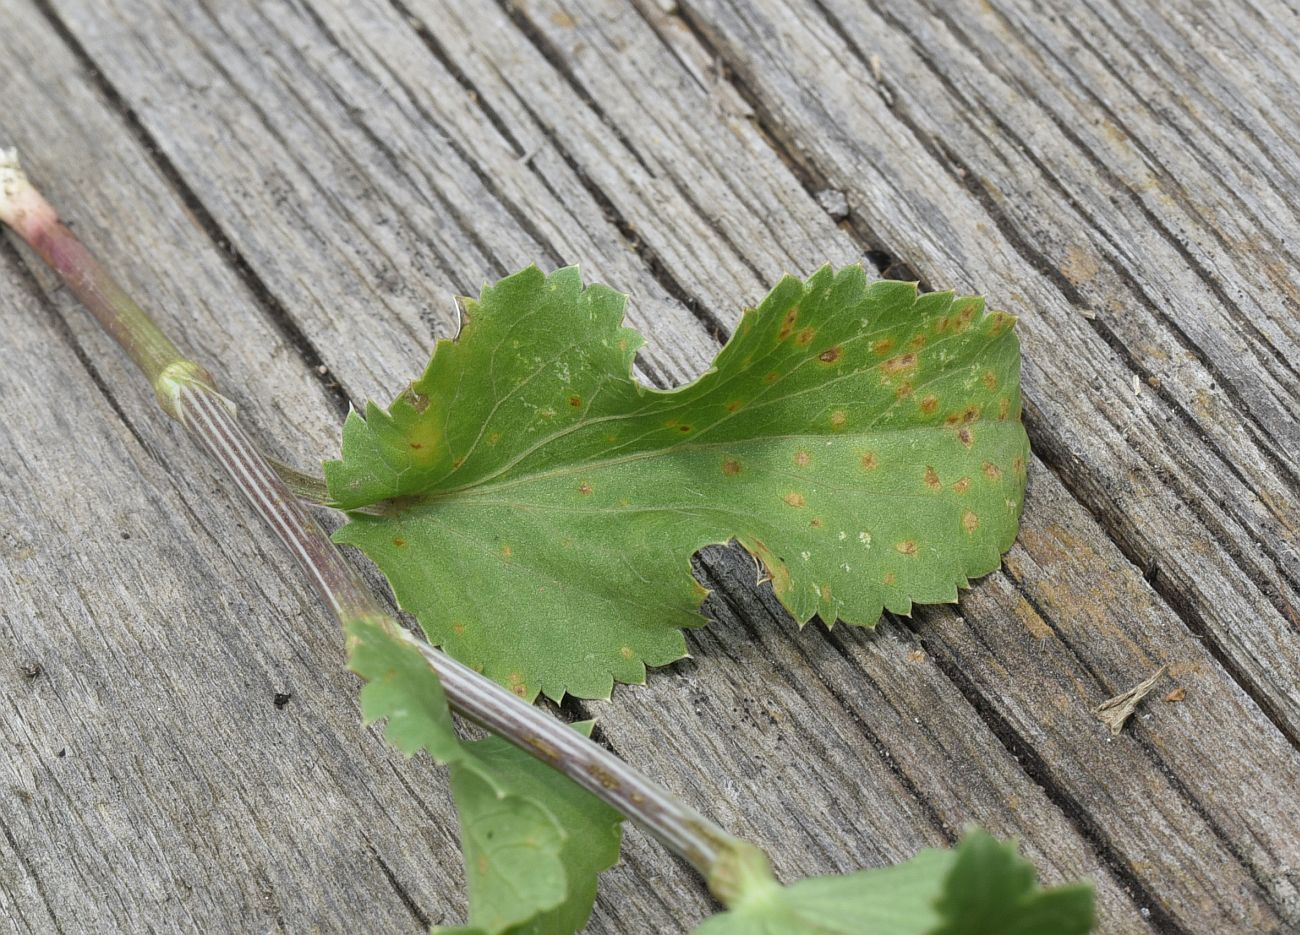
xmin=0 ymin=149 xmax=771 ymax=904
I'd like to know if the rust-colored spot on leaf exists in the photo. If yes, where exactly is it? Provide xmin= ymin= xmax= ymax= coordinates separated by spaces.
xmin=920 ymin=394 xmax=939 ymax=414
xmin=861 ymin=452 xmax=879 ymax=470
xmin=962 ymin=510 xmax=979 ymax=533
xmin=818 ymin=346 xmax=842 ymax=363
xmin=392 ymin=537 xmax=407 ymax=548
xmin=721 ymin=457 xmax=741 ymax=476
xmin=895 ymin=382 xmax=913 ymax=400
xmin=983 ymin=462 xmax=1003 ymax=480
xmin=895 ymin=540 xmax=918 ymax=556
xmin=884 ymin=571 xmax=898 ymax=585
xmin=501 ymin=544 xmax=513 ymax=558
xmin=620 ymin=646 xmax=634 ymax=659
xmin=829 ymin=410 xmax=848 ymax=430
xmin=982 ymin=370 xmax=998 ymax=391
xmin=452 ymin=622 xmax=466 ymax=636
xmin=907 ymin=333 xmax=927 ymax=351
xmin=881 ymin=353 xmax=918 ymax=377
xmin=998 ymin=397 xmax=1010 ymax=420
xmin=924 ymin=466 xmax=941 ymax=491
xmin=765 ymin=371 xmax=779 ymax=384
xmin=953 ymin=476 xmax=972 ymax=494
xmin=409 ymin=442 xmax=423 ymax=450
xmin=679 ymin=424 xmax=692 ymax=433
xmin=795 ymin=327 xmax=816 ymax=346
xmin=810 ymin=516 xmax=824 ymax=528
xmin=955 ymin=302 xmax=978 ymax=331
xmin=488 ymin=431 xmax=501 ymax=445
xmin=578 ymin=482 xmax=593 ymax=495
xmin=794 ymin=450 xmax=812 ymax=467
xmin=726 ymin=399 xmax=743 ymax=412
xmin=778 ymin=305 xmax=799 ymax=341
xmin=507 ymin=672 xmax=528 ymax=698
xmin=568 ymin=395 xmax=582 ymax=408
xmin=962 ymin=405 xmax=981 ymax=423
xmin=1013 ymin=455 xmax=1026 ymax=474
xmin=957 ymin=427 xmax=974 ymax=448
xmin=872 ymin=337 xmax=894 ymax=355
xmin=784 ymin=492 xmax=806 ymax=508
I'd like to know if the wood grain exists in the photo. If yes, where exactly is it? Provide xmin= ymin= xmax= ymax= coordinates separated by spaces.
xmin=1 ymin=0 xmax=1297 ymax=931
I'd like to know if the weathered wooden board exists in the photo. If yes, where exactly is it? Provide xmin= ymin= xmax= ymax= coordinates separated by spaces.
xmin=1 ymin=0 xmax=1298 ymax=932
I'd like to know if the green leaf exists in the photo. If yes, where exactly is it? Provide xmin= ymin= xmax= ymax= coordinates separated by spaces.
xmin=692 ymin=831 xmax=1093 ymax=935
xmin=930 ymin=830 xmax=1095 ymax=935
xmin=441 ymin=723 xmax=623 ymax=935
xmin=329 ymin=265 xmax=1029 ymax=701
xmin=347 ymin=619 xmax=623 ymax=934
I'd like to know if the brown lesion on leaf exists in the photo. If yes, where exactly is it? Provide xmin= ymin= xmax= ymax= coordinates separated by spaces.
xmin=861 ymin=451 xmax=879 ymax=470
xmin=883 ymin=571 xmax=897 ymax=585
xmin=962 ymin=510 xmax=980 ymax=533
xmin=507 ymin=672 xmax=528 ymax=698
xmin=400 ymin=384 xmax=430 ymax=413
xmin=488 ymin=431 xmax=502 ymax=445
xmin=392 ymin=537 xmax=407 ymax=548
xmin=725 ymin=399 xmax=744 ymax=412
xmin=982 ymin=370 xmax=998 ymax=391
xmin=1013 ymin=455 xmax=1026 ymax=474
xmin=500 ymin=544 xmax=513 ymax=558
xmin=924 ymin=466 xmax=941 ymax=491
xmin=954 ymin=301 xmax=979 ymax=331
xmin=568 ymin=395 xmax=582 ymax=408
xmin=895 ymin=382 xmax=913 ymax=400
xmin=987 ymin=310 xmax=1016 ymax=335
xmin=962 ymin=405 xmax=981 ymax=423
xmin=679 ymin=424 xmax=692 ymax=433
xmin=817 ymin=345 xmax=842 ymax=363
xmin=777 ymin=305 xmax=800 ymax=341
xmin=957 ymin=426 xmax=974 ymax=448
xmin=983 ymin=462 xmax=1003 ymax=480
xmin=829 ymin=410 xmax=848 ymax=430
xmin=794 ymin=450 xmax=812 ymax=467
xmin=747 ymin=537 xmax=792 ymax=597
xmin=880 ymin=353 xmax=918 ymax=377
xmin=907 ymin=333 xmax=927 ymax=351
xmin=795 ymin=327 xmax=816 ymax=346
xmin=721 ymin=457 xmax=742 ymax=477
xmin=783 ymin=492 xmax=806 ymax=508
xmin=872 ymin=337 xmax=894 ymax=355
xmin=895 ymin=540 xmax=918 ymax=556
xmin=764 ymin=371 xmax=779 ymax=384
xmin=998 ymin=397 xmax=1010 ymax=420
xmin=919 ymin=394 xmax=939 ymax=414
xmin=452 ymin=622 xmax=467 ymax=635
xmin=620 ymin=646 xmax=634 ymax=659
xmin=952 ymin=476 xmax=971 ymax=494
xmin=810 ymin=516 xmax=824 ymax=528
xmin=578 ymin=481 xmax=593 ymax=495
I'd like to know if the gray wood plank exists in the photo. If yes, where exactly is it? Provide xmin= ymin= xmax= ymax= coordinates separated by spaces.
xmin=3 ymin=0 xmax=1298 ymax=931
xmin=5 ymin=1 xmax=1152 ymax=931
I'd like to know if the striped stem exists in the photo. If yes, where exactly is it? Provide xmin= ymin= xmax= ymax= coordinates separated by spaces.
xmin=1 ymin=148 xmax=769 ymax=902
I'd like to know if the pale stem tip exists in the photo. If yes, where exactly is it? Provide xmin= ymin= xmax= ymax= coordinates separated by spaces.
xmin=0 ymin=148 xmax=42 ymax=230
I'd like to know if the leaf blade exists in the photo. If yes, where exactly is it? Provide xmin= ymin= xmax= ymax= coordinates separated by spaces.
xmin=331 ymin=266 xmax=1029 ymax=700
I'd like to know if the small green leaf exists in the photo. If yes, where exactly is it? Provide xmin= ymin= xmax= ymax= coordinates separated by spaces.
xmin=347 ymin=619 xmax=623 ymax=935
xmin=329 ymin=266 xmax=1029 ymax=701
xmin=441 ymin=724 xmax=623 ymax=935
xmin=692 ymin=830 xmax=1093 ymax=935
xmin=931 ymin=830 xmax=1095 ymax=935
